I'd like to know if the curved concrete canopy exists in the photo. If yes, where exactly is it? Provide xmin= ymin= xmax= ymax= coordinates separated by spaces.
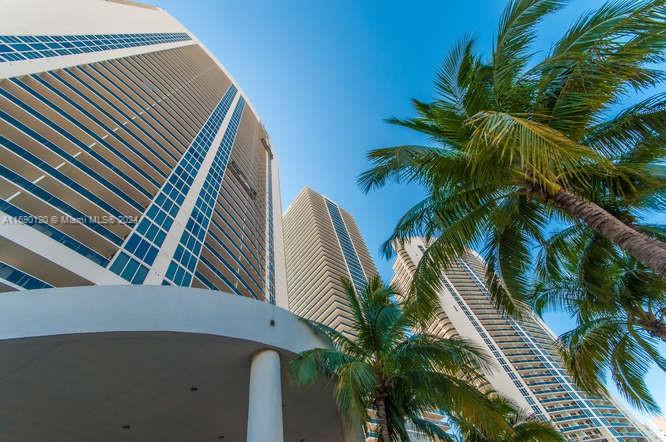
xmin=0 ymin=286 xmax=351 ymax=442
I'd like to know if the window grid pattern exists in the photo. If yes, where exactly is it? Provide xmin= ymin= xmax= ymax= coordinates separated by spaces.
xmin=0 ymin=199 xmax=109 ymax=266
xmin=206 ymin=216 xmax=264 ymax=285
xmin=1 ymin=81 xmax=149 ymax=209
xmin=0 ymin=261 xmax=52 ymax=290
xmin=200 ymin=230 xmax=261 ymax=296
xmin=324 ymin=198 xmax=366 ymax=294
xmin=33 ymin=70 xmax=166 ymax=186
xmin=206 ymin=211 xmax=261 ymax=285
xmin=439 ymin=272 xmax=545 ymax=419
xmin=0 ymin=165 xmax=123 ymax=246
xmin=266 ymin=159 xmax=276 ymax=304
xmin=84 ymin=62 xmax=182 ymax=160
xmin=456 ymin=259 xmax=612 ymax=432
xmin=0 ymin=109 xmax=140 ymax=219
xmin=42 ymin=68 xmax=168 ymax=182
xmin=0 ymin=33 xmax=191 ymax=62
xmin=109 ymin=85 xmax=237 ymax=284
xmin=164 ymin=97 xmax=245 ymax=287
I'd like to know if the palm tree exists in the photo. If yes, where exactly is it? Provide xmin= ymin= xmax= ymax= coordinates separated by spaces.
xmin=532 ymin=226 xmax=666 ymax=412
xmin=290 ymin=276 xmax=514 ymax=441
xmin=450 ymin=395 xmax=563 ymax=442
xmin=358 ymin=0 xmax=666 ymax=315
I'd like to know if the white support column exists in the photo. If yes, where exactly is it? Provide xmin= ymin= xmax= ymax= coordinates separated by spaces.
xmin=247 ymin=349 xmax=284 ymax=442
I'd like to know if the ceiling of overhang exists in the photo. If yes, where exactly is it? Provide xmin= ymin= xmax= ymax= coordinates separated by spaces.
xmin=0 ymin=331 xmax=346 ymax=442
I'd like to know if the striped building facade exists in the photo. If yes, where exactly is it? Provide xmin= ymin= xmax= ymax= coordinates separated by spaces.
xmin=392 ymin=238 xmax=648 ymax=441
xmin=0 ymin=0 xmax=287 ymax=305
xmin=282 ymin=187 xmax=377 ymax=336
xmin=282 ymin=188 xmax=450 ymax=440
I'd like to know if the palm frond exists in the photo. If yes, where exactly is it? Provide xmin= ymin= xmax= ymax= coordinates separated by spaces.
xmin=465 ymin=111 xmax=613 ymax=190
xmin=533 ymin=0 xmax=666 ymax=138
xmin=584 ymin=92 xmax=666 ymax=158
xmin=334 ymin=361 xmax=377 ymax=423
xmin=301 ymin=317 xmax=366 ymax=358
xmin=421 ymin=373 xmax=514 ymax=438
xmin=513 ymin=420 xmax=564 ymax=441
xmin=409 ymin=416 xmax=456 ymax=442
xmin=436 ymin=36 xmax=476 ymax=115
xmin=358 ymin=145 xmax=460 ymax=193
xmin=560 ymin=316 xmax=663 ymax=413
xmin=493 ymin=0 xmax=567 ymax=96
xmin=393 ymin=332 xmax=493 ymax=375
xmin=290 ymin=348 xmax=356 ymax=386
xmin=357 ymin=0 xmax=666 ymax=419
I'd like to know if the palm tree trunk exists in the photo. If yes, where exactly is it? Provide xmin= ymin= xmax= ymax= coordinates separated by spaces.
xmin=550 ymin=188 xmax=666 ymax=276
xmin=375 ymin=393 xmax=390 ymax=442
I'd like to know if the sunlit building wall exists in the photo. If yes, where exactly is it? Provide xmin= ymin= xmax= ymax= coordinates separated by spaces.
xmin=283 ymin=188 xmax=449 ymax=440
xmin=282 ymin=187 xmax=378 ymax=336
xmin=392 ymin=237 xmax=648 ymax=441
xmin=0 ymin=0 xmax=287 ymax=305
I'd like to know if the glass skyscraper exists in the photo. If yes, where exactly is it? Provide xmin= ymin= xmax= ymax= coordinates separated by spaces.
xmin=392 ymin=238 xmax=649 ymax=441
xmin=0 ymin=0 xmax=286 ymax=305
xmin=282 ymin=187 xmax=378 ymax=336
xmin=282 ymin=188 xmax=450 ymax=440
xmin=0 ymin=6 xmax=350 ymax=442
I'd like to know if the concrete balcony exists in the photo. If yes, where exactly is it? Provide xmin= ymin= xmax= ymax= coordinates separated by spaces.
xmin=0 ymin=285 xmax=358 ymax=441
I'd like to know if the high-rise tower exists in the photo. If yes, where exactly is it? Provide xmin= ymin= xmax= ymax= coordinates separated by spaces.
xmin=0 ymin=2 xmax=354 ymax=441
xmin=282 ymin=187 xmax=377 ymax=335
xmin=392 ymin=237 xmax=648 ymax=441
xmin=0 ymin=0 xmax=287 ymax=305
xmin=283 ymin=189 xmax=450 ymax=440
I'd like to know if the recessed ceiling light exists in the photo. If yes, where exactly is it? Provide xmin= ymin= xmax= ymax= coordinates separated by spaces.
xmin=190 ymin=387 xmax=199 ymax=391
xmin=122 ymin=425 xmax=131 ymax=429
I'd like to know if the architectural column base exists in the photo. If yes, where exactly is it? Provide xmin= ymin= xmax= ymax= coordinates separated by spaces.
xmin=247 ymin=349 xmax=284 ymax=442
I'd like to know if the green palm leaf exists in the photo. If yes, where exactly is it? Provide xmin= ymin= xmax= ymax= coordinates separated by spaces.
xmin=290 ymin=278 xmax=526 ymax=441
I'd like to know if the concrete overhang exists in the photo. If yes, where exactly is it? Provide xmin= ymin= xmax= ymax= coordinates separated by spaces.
xmin=0 ymin=286 xmax=351 ymax=441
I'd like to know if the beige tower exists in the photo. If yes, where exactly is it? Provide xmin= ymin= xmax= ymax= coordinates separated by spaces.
xmin=282 ymin=187 xmax=377 ymax=336
xmin=283 ymin=189 xmax=450 ymax=440
xmin=0 ymin=0 xmax=287 ymax=306
xmin=392 ymin=237 xmax=648 ymax=441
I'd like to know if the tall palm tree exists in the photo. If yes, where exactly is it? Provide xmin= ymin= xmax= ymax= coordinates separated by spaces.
xmin=358 ymin=0 xmax=666 ymax=315
xmin=290 ymin=276 xmax=514 ymax=441
xmin=450 ymin=396 xmax=563 ymax=442
xmin=532 ymin=226 xmax=666 ymax=412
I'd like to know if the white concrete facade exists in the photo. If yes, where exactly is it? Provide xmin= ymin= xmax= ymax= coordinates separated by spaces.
xmin=1 ymin=0 xmax=262 ymax=123
xmin=393 ymin=239 xmax=537 ymax=412
xmin=0 ymin=285 xmax=360 ymax=441
xmin=391 ymin=238 xmax=648 ymax=441
xmin=0 ymin=0 xmax=192 ymax=79
xmin=247 ymin=349 xmax=284 ymax=442
xmin=0 ymin=209 xmax=128 ymax=285
xmin=0 ymin=2 xmax=345 ymax=440
xmin=270 ymin=158 xmax=289 ymax=308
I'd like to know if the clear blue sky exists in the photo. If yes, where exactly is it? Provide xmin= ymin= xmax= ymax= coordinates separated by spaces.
xmin=156 ymin=0 xmax=665 ymax=420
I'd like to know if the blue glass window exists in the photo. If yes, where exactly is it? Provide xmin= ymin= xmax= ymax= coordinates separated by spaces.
xmin=0 ymin=32 xmax=191 ymax=62
xmin=109 ymin=85 xmax=237 ymax=284
xmin=0 ymin=261 xmax=52 ymax=290
xmin=163 ymin=97 xmax=245 ymax=289
xmin=325 ymin=198 xmax=367 ymax=295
